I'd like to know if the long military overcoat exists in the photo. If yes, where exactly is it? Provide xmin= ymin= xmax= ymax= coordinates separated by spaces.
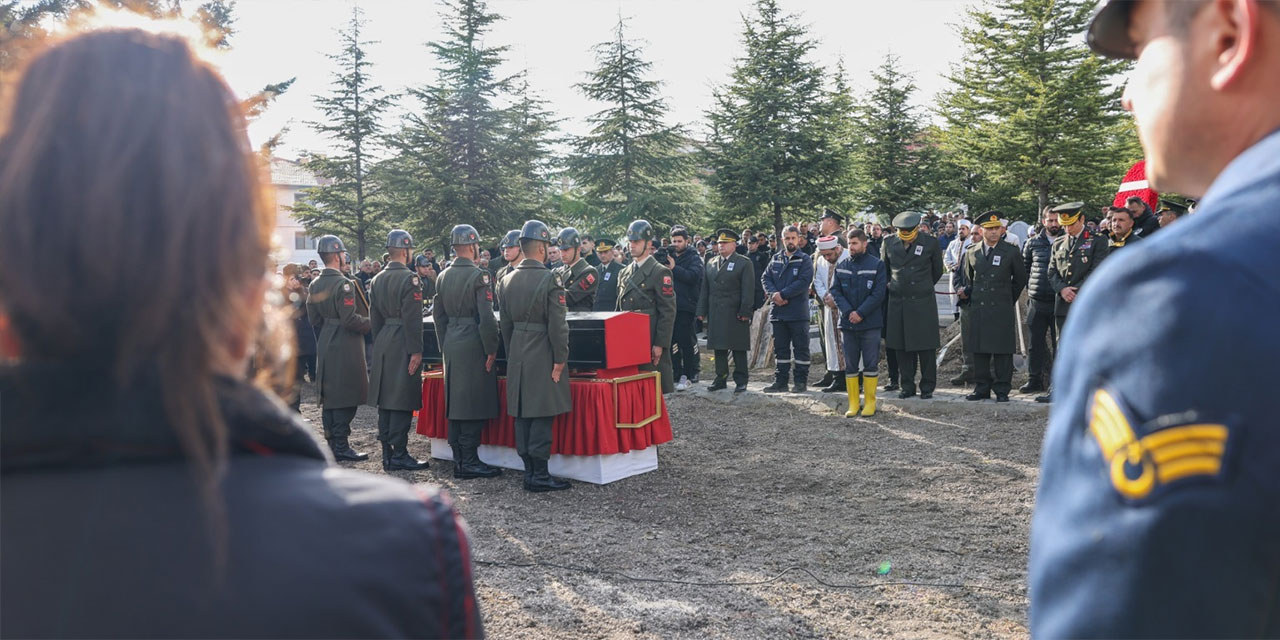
xmin=961 ymin=241 xmax=1028 ymax=355
xmin=616 ymin=256 xmax=678 ymax=394
xmin=306 ymin=268 xmax=369 ymax=409
xmin=882 ymin=234 xmax=944 ymax=352
xmin=433 ymin=257 xmax=499 ymax=421
xmin=696 ymin=252 xmax=755 ymax=351
xmin=555 ymin=258 xmax=599 ymax=311
xmin=368 ymin=262 xmax=424 ymax=411
xmin=497 ymin=259 xmax=572 ymax=418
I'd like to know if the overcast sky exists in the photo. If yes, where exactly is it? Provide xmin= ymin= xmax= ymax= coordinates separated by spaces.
xmin=218 ymin=0 xmax=976 ymax=160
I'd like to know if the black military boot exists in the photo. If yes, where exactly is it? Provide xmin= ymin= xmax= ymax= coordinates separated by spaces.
xmin=708 ymin=377 xmax=728 ymax=391
xmin=519 ymin=454 xmax=535 ymax=485
xmin=328 ymin=438 xmax=369 ymax=462
xmin=524 ymin=458 xmax=571 ymax=492
xmin=762 ymin=377 xmax=788 ymax=393
xmin=815 ymin=370 xmax=835 ymax=388
xmin=820 ymin=375 xmax=844 ymax=393
xmin=387 ymin=446 xmax=430 ymax=471
xmin=454 ymin=445 xmax=502 ymax=479
xmin=965 ymin=391 xmax=990 ymax=401
xmin=1018 ymin=378 xmax=1045 ymax=393
xmin=380 ymin=442 xmax=392 ymax=472
xmin=791 ymin=381 xmax=807 ymax=393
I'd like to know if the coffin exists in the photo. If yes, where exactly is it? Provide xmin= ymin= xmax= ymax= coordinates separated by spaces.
xmin=423 ymin=311 xmax=651 ymax=369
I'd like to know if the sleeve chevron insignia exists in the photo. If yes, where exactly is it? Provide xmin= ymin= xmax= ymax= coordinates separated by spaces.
xmin=1088 ymin=388 xmax=1229 ymax=501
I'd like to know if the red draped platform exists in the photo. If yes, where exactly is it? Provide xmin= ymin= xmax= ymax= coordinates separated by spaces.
xmin=416 ymin=367 xmax=674 ymax=457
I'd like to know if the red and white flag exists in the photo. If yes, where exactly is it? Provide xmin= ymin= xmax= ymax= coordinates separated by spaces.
xmin=1113 ymin=159 xmax=1159 ymax=209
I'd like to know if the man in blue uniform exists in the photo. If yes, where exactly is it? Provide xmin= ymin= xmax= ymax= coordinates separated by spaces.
xmin=761 ymin=225 xmax=815 ymax=393
xmin=1029 ymin=1 xmax=1280 ymax=637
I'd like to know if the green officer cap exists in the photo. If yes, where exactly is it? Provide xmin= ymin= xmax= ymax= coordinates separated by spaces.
xmin=1157 ymin=199 xmax=1189 ymax=216
xmin=713 ymin=228 xmax=740 ymax=243
xmin=1086 ymin=0 xmax=1138 ymax=60
xmin=594 ymin=238 xmax=616 ymax=252
xmin=974 ymin=210 xmax=1004 ymax=229
xmin=1050 ymin=202 xmax=1085 ymax=215
xmin=891 ymin=211 xmax=922 ymax=230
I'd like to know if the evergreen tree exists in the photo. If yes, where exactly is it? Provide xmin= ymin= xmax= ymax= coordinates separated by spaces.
xmin=567 ymin=16 xmax=696 ymax=234
xmin=936 ymin=0 xmax=1133 ymax=217
xmin=501 ymin=72 xmax=561 ymax=222
xmin=853 ymin=53 xmax=930 ymax=216
xmin=704 ymin=0 xmax=845 ymax=237
xmin=291 ymin=7 xmax=395 ymax=260
xmin=824 ymin=59 xmax=864 ymax=217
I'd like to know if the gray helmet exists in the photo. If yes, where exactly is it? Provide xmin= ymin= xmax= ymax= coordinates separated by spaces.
xmin=414 ymin=254 xmax=433 ymax=269
xmin=500 ymin=229 xmax=521 ymax=249
xmin=520 ymin=219 xmax=551 ymax=243
xmin=450 ymin=224 xmax=480 ymax=246
xmin=317 ymin=235 xmax=345 ymax=254
xmin=555 ymin=227 xmax=581 ymax=250
xmin=626 ymin=219 xmax=653 ymax=242
xmin=386 ymin=229 xmax=414 ymax=250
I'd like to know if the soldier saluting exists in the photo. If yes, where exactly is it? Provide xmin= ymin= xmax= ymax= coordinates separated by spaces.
xmin=306 ymin=235 xmax=371 ymax=461
xmin=368 ymin=229 xmax=430 ymax=471
xmin=553 ymin=227 xmax=599 ymax=312
xmin=433 ymin=224 xmax=503 ymax=480
xmin=616 ymin=219 xmax=678 ymax=394
xmin=497 ymin=220 xmax=572 ymax=492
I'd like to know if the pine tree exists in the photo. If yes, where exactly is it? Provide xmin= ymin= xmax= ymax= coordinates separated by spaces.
xmin=853 ymin=53 xmax=930 ymax=217
xmin=567 ymin=16 xmax=696 ymax=234
xmin=704 ymin=0 xmax=845 ymax=237
xmin=823 ymin=59 xmax=864 ymax=217
xmin=501 ymin=73 xmax=561 ymax=222
xmin=936 ymin=0 xmax=1133 ymax=217
xmin=290 ymin=7 xmax=395 ymax=260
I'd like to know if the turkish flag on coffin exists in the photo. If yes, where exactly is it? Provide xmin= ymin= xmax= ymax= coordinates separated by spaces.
xmin=1113 ymin=159 xmax=1159 ymax=210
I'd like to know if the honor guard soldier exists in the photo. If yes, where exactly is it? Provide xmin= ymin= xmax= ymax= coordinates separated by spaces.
xmin=433 ymin=224 xmax=503 ymax=480
xmin=553 ymin=227 xmax=599 ymax=311
xmin=696 ymin=229 xmax=755 ymax=393
xmin=1038 ymin=201 xmax=1109 ymax=403
xmin=496 ymin=220 xmax=572 ymax=492
xmin=591 ymin=239 xmax=623 ymax=311
xmin=616 ymin=219 xmax=678 ymax=394
xmin=830 ymin=228 xmax=887 ymax=417
xmin=368 ymin=229 xmax=430 ymax=471
xmin=1031 ymin=1 xmax=1280 ymax=637
xmin=492 ymin=229 xmax=521 ymax=310
xmin=881 ymin=211 xmax=944 ymax=399
xmin=957 ymin=211 xmax=1027 ymax=403
xmin=305 ymin=235 xmax=371 ymax=461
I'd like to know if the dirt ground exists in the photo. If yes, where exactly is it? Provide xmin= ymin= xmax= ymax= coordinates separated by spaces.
xmin=298 ymin=368 xmax=1044 ymax=639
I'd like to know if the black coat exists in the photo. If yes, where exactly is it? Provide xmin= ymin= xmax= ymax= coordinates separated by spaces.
xmin=0 ymin=366 xmax=483 ymax=639
xmin=748 ymin=249 xmax=771 ymax=310
xmin=668 ymin=247 xmax=703 ymax=314
xmin=1022 ymin=230 xmax=1057 ymax=303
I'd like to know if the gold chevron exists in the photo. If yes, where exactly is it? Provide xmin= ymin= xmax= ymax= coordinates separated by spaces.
xmin=1088 ymin=389 xmax=1228 ymax=500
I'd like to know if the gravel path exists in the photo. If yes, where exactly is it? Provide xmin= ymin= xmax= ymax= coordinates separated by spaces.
xmin=299 ymin=378 xmax=1043 ymax=639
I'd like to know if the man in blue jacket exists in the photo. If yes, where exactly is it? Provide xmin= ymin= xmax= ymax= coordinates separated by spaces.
xmin=761 ymin=225 xmax=815 ymax=393
xmin=830 ymin=228 xmax=887 ymax=417
xmin=664 ymin=226 xmax=703 ymax=390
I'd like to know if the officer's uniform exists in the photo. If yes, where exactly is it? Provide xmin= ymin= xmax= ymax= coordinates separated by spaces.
xmin=696 ymin=229 xmax=754 ymax=392
xmin=616 ymin=220 xmax=678 ymax=394
xmin=497 ymin=220 xmax=572 ymax=492
xmin=1107 ymin=227 xmax=1142 ymax=250
xmin=761 ymin=241 xmax=815 ymax=392
xmin=433 ymin=225 xmax=503 ymax=480
xmin=1030 ymin=10 xmax=1280 ymax=636
xmin=591 ymin=239 xmax=623 ymax=312
xmin=1047 ymin=203 xmax=1110 ymax=330
xmin=959 ymin=212 xmax=1027 ymax=401
xmin=553 ymin=227 xmax=599 ymax=312
xmin=881 ymin=212 xmax=944 ymax=398
xmin=368 ymin=230 xmax=429 ymax=471
xmin=492 ymin=230 xmax=520 ymax=311
xmin=829 ymin=242 xmax=887 ymax=417
xmin=305 ymin=236 xmax=370 ymax=462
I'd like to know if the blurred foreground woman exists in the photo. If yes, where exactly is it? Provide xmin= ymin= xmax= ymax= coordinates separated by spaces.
xmin=0 ymin=27 xmax=482 ymax=638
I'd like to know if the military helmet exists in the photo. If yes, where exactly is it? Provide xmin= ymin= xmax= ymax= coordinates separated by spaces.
xmin=500 ymin=229 xmax=521 ymax=249
xmin=520 ymin=219 xmax=552 ymax=243
xmin=386 ymin=229 xmax=414 ymax=250
xmin=450 ymin=224 xmax=480 ymax=246
xmin=626 ymin=219 xmax=653 ymax=242
xmin=316 ymin=235 xmax=345 ymax=254
xmin=556 ymin=227 xmax=581 ymax=250
xmin=414 ymin=254 xmax=434 ymax=269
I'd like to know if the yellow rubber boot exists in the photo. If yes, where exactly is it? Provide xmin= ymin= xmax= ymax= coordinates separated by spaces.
xmin=844 ymin=375 xmax=861 ymax=417
xmin=861 ymin=374 xmax=878 ymax=417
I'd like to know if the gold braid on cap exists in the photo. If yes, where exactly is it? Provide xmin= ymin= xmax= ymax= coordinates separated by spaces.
xmin=1058 ymin=210 xmax=1083 ymax=226
xmin=897 ymin=228 xmax=919 ymax=243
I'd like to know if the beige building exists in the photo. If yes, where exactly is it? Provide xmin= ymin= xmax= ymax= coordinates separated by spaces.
xmin=269 ymin=157 xmax=323 ymax=268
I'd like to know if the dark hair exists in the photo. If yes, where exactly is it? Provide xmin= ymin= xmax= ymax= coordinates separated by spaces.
xmin=1125 ymin=195 xmax=1145 ymax=205
xmin=670 ymin=227 xmax=689 ymax=239
xmin=519 ymin=238 xmax=546 ymax=255
xmin=847 ymin=228 xmax=867 ymax=242
xmin=1108 ymin=205 xmax=1133 ymax=219
xmin=783 ymin=225 xmax=800 ymax=235
xmin=0 ymin=28 xmax=282 ymax=555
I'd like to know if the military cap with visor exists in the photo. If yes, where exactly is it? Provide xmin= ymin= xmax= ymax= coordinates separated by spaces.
xmin=713 ymin=228 xmax=740 ymax=244
xmin=820 ymin=207 xmax=845 ymax=224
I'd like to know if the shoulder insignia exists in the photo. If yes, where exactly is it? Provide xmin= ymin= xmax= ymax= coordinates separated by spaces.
xmin=662 ymin=274 xmax=672 ymax=285
xmin=412 ymin=276 xmax=420 ymax=287
xmin=482 ymin=273 xmax=490 ymax=285
xmin=586 ymin=273 xmax=595 ymax=284
xmin=558 ymin=293 xmax=566 ymax=306
xmin=554 ymin=274 xmax=564 ymax=288
xmin=1088 ymin=388 xmax=1229 ymax=501
xmin=343 ymin=283 xmax=352 ymax=292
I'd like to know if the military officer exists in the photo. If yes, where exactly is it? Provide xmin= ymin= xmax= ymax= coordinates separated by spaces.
xmin=1031 ymin=2 xmax=1280 ymax=636
xmin=957 ymin=211 xmax=1027 ymax=403
xmin=492 ymin=229 xmax=521 ymax=310
xmin=368 ymin=229 xmax=430 ymax=471
xmin=616 ymin=219 xmax=678 ymax=394
xmin=591 ymin=239 xmax=623 ymax=311
xmin=1038 ymin=201 xmax=1109 ymax=403
xmin=881 ymin=211 xmax=944 ymax=399
xmin=553 ymin=227 xmax=599 ymax=311
xmin=696 ymin=228 xmax=754 ymax=393
xmin=497 ymin=219 xmax=572 ymax=492
xmin=433 ymin=224 xmax=504 ymax=480
xmin=305 ymin=235 xmax=370 ymax=461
